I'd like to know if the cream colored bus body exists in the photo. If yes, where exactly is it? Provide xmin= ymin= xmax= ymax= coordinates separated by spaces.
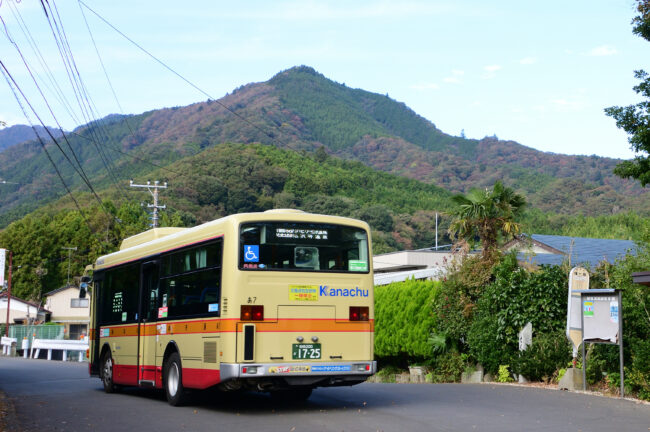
xmin=89 ymin=210 xmax=375 ymax=397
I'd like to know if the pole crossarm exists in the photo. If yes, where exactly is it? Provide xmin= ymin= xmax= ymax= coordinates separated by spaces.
xmin=129 ymin=180 xmax=168 ymax=228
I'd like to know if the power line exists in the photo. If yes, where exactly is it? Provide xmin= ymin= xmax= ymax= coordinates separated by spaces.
xmin=0 ymin=60 xmax=93 ymax=233
xmin=77 ymin=0 xmax=136 ymax=139
xmin=40 ymin=0 xmax=129 ymax=199
xmin=1 ymin=15 xmax=116 ymax=214
xmin=77 ymin=0 xmax=304 ymax=153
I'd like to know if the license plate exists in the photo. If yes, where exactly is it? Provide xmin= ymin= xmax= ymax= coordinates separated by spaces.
xmin=292 ymin=343 xmax=321 ymax=360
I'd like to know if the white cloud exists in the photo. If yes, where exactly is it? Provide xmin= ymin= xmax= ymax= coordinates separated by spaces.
xmin=481 ymin=64 xmax=502 ymax=79
xmin=411 ymin=82 xmax=439 ymax=90
xmin=443 ymin=76 xmax=461 ymax=84
xmin=451 ymin=69 xmax=465 ymax=76
xmin=518 ymin=57 xmax=537 ymax=65
xmin=586 ymin=45 xmax=617 ymax=56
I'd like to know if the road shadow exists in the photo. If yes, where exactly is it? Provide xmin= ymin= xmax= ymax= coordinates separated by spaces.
xmin=91 ymin=384 xmax=392 ymax=413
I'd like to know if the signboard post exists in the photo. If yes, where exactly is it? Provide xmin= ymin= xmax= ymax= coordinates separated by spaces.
xmin=566 ymin=267 xmax=589 ymax=359
xmin=518 ymin=322 xmax=532 ymax=383
xmin=579 ymin=289 xmax=624 ymax=397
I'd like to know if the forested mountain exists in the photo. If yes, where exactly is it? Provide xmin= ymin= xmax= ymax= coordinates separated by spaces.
xmin=0 ymin=125 xmax=62 ymax=153
xmin=0 ymin=66 xmax=646 ymax=233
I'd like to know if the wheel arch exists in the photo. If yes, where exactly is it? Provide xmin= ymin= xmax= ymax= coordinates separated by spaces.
xmin=99 ymin=343 xmax=112 ymax=377
xmin=163 ymin=340 xmax=180 ymax=365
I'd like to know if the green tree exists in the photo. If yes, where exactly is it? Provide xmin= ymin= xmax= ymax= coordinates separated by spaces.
xmin=605 ymin=1 xmax=650 ymax=186
xmin=448 ymin=181 xmax=526 ymax=259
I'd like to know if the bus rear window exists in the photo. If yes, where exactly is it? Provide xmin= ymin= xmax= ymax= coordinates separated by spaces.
xmin=239 ymin=222 xmax=369 ymax=273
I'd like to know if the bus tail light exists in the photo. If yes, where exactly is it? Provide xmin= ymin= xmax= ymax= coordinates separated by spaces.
xmin=354 ymin=363 xmax=371 ymax=372
xmin=241 ymin=305 xmax=264 ymax=321
xmin=349 ymin=306 xmax=369 ymax=321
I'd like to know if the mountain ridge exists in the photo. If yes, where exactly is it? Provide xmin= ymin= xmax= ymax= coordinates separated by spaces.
xmin=0 ymin=65 xmax=646 ymax=228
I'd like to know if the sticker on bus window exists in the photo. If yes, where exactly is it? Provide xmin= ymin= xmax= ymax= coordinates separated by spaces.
xmin=121 ymin=312 xmax=127 ymax=322
xmin=208 ymin=303 xmax=219 ymax=313
xmin=158 ymin=307 xmax=168 ymax=318
xmin=244 ymin=245 xmax=259 ymax=263
xmin=349 ymin=260 xmax=368 ymax=271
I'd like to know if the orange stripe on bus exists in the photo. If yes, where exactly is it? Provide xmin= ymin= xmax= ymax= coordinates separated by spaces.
xmin=100 ymin=318 xmax=374 ymax=337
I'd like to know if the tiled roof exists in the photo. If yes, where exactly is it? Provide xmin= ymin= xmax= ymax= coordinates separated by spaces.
xmin=516 ymin=234 xmax=638 ymax=267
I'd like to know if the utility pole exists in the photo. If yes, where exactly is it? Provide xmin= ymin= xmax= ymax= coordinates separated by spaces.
xmin=3 ymin=250 xmax=12 ymax=337
xmin=61 ymin=247 xmax=77 ymax=286
xmin=130 ymin=180 xmax=167 ymax=228
xmin=435 ymin=212 xmax=438 ymax=250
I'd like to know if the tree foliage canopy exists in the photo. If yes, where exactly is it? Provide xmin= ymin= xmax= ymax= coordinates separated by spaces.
xmin=448 ymin=181 xmax=526 ymax=258
xmin=605 ymin=1 xmax=650 ymax=186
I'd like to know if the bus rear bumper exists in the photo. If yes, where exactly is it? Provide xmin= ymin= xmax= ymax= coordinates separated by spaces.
xmin=220 ymin=361 xmax=377 ymax=384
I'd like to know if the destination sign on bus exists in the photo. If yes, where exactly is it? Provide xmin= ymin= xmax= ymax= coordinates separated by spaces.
xmin=275 ymin=228 xmax=328 ymax=241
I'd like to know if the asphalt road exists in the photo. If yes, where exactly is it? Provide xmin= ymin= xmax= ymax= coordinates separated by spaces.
xmin=0 ymin=357 xmax=648 ymax=432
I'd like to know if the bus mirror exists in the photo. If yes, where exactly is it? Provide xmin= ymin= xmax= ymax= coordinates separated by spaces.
xmin=79 ymin=282 xmax=88 ymax=299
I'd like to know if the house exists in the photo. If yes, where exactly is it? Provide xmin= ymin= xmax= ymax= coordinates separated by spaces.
xmin=504 ymin=234 xmax=638 ymax=267
xmin=632 ymin=271 xmax=650 ymax=286
xmin=373 ymin=249 xmax=460 ymax=285
xmin=44 ymin=285 xmax=91 ymax=340
xmin=0 ymin=292 xmax=49 ymax=324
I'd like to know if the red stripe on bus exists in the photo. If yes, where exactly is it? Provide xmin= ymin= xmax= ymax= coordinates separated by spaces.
xmin=182 ymin=368 xmax=221 ymax=389
xmin=113 ymin=364 xmax=138 ymax=386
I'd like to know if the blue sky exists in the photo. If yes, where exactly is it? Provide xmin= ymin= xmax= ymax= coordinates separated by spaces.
xmin=0 ymin=0 xmax=647 ymax=159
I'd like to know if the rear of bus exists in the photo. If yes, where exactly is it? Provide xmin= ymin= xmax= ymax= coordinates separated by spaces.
xmin=220 ymin=211 xmax=376 ymax=395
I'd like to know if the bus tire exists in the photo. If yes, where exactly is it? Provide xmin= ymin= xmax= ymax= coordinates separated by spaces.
xmin=101 ymin=352 xmax=119 ymax=393
xmin=164 ymin=352 xmax=186 ymax=406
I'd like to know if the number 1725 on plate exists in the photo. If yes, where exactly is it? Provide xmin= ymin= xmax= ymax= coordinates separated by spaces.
xmin=292 ymin=343 xmax=321 ymax=359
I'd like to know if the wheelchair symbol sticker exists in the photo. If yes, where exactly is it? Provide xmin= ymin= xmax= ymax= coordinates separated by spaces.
xmin=244 ymin=245 xmax=259 ymax=263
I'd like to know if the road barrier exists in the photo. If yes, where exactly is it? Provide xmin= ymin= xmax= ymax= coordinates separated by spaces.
xmin=31 ymin=337 xmax=88 ymax=362
xmin=1 ymin=336 xmax=16 ymax=355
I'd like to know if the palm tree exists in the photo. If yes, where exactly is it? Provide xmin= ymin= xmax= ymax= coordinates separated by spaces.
xmin=448 ymin=181 xmax=526 ymax=260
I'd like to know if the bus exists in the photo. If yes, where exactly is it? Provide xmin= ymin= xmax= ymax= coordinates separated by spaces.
xmin=86 ymin=209 xmax=376 ymax=405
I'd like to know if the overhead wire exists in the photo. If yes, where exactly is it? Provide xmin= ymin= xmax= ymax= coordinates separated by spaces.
xmin=6 ymin=0 xmax=81 ymax=126
xmin=36 ymin=0 xmax=128 ymax=200
xmin=77 ymin=0 xmax=306 ymax=154
xmin=0 ymin=60 xmax=94 ymax=233
xmin=77 ymin=0 xmax=136 ymax=139
xmin=4 ymin=0 xmax=313 ymax=226
xmin=1 ymin=13 xmax=117 ymax=215
xmin=49 ymin=0 xmax=128 ymax=187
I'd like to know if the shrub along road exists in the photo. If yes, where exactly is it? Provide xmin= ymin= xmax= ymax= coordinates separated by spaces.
xmin=0 ymin=357 xmax=648 ymax=432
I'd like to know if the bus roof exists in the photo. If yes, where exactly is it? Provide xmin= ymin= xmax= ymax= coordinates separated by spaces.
xmin=94 ymin=210 xmax=370 ymax=271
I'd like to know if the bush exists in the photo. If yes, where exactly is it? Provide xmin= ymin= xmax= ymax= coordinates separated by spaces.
xmin=466 ymin=254 xmax=568 ymax=374
xmin=428 ymin=351 xmax=465 ymax=383
xmin=498 ymin=365 xmax=514 ymax=383
xmin=514 ymin=330 xmax=571 ymax=381
xmin=374 ymin=279 xmax=440 ymax=366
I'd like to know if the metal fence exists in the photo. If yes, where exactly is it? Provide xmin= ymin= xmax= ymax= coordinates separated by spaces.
xmin=8 ymin=324 xmax=65 ymax=345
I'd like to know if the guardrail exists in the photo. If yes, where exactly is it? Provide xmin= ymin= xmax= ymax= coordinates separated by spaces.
xmin=1 ymin=336 xmax=16 ymax=355
xmin=31 ymin=337 xmax=88 ymax=362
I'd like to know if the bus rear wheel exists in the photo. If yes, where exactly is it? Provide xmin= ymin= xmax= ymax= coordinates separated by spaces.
xmin=101 ymin=352 xmax=119 ymax=393
xmin=164 ymin=352 xmax=186 ymax=406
